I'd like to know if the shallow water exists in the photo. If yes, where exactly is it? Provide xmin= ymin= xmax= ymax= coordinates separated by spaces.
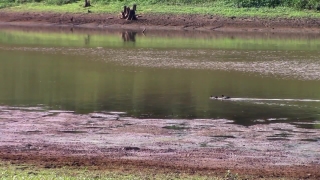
xmin=0 ymin=28 xmax=320 ymax=128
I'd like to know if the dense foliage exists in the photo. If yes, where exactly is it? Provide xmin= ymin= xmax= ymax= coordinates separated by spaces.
xmin=2 ymin=0 xmax=78 ymax=5
xmin=234 ymin=0 xmax=320 ymax=10
xmin=2 ymin=0 xmax=320 ymax=10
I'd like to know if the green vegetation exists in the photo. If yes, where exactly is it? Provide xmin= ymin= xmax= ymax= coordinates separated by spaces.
xmin=234 ymin=0 xmax=320 ymax=10
xmin=1 ymin=0 xmax=320 ymax=18
xmin=3 ymin=0 xmax=320 ymax=10
xmin=0 ymin=161 xmax=235 ymax=180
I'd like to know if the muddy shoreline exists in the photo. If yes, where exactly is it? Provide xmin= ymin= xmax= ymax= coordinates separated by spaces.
xmin=0 ymin=106 xmax=319 ymax=179
xmin=0 ymin=11 xmax=320 ymax=33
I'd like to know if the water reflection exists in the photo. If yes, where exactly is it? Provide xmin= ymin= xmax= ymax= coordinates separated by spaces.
xmin=84 ymin=34 xmax=90 ymax=45
xmin=0 ymin=27 xmax=320 ymax=128
xmin=1 ymin=26 xmax=320 ymax=50
xmin=121 ymin=31 xmax=137 ymax=42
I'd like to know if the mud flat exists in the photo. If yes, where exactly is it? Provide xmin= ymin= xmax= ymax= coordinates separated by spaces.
xmin=0 ymin=11 xmax=320 ymax=33
xmin=0 ymin=106 xmax=319 ymax=179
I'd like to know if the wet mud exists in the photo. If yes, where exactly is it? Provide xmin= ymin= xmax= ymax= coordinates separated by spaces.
xmin=0 ymin=106 xmax=319 ymax=179
xmin=0 ymin=11 xmax=320 ymax=33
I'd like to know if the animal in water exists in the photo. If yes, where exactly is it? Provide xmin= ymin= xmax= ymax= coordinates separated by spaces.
xmin=210 ymin=95 xmax=231 ymax=100
xmin=221 ymin=95 xmax=231 ymax=99
xmin=210 ymin=96 xmax=220 ymax=100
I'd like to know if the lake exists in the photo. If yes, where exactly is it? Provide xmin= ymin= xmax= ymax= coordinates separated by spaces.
xmin=0 ymin=27 xmax=319 ymax=128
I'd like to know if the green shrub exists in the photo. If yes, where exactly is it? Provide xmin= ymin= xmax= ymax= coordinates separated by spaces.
xmin=3 ymin=0 xmax=43 ymax=3
xmin=231 ymin=0 xmax=320 ymax=10
xmin=3 ymin=0 xmax=79 ymax=5
xmin=235 ymin=0 xmax=281 ymax=8
xmin=286 ymin=0 xmax=320 ymax=10
xmin=15 ymin=0 xmax=36 ymax=3
xmin=45 ymin=0 xmax=78 ymax=5
xmin=2 ymin=0 xmax=15 ymax=3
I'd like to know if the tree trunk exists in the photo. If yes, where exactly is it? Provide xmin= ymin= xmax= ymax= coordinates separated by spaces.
xmin=84 ymin=0 xmax=91 ymax=7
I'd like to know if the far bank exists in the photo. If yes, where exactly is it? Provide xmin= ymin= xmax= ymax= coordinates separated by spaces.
xmin=0 ymin=10 xmax=320 ymax=33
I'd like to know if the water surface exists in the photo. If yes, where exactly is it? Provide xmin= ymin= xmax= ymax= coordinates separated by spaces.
xmin=0 ymin=28 xmax=320 ymax=128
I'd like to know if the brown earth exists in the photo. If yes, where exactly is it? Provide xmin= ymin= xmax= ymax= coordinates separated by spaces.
xmin=0 ymin=107 xmax=319 ymax=179
xmin=0 ymin=11 xmax=320 ymax=33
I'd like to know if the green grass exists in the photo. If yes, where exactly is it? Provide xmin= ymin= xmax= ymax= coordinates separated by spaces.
xmin=0 ymin=161 xmax=231 ymax=180
xmin=0 ymin=160 xmax=296 ymax=179
xmin=1 ymin=0 xmax=320 ymax=18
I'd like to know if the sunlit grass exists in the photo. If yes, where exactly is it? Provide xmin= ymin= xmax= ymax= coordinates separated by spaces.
xmin=0 ymin=161 xmax=227 ymax=180
xmin=0 ymin=160 xmax=296 ymax=179
xmin=2 ymin=1 xmax=320 ymax=18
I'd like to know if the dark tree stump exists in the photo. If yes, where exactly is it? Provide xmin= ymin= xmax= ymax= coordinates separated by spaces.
xmin=127 ymin=10 xmax=137 ymax=20
xmin=120 ymin=6 xmax=127 ymax=19
xmin=120 ymin=4 xmax=138 ymax=20
xmin=127 ymin=4 xmax=137 ymax=20
xmin=84 ymin=0 xmax=91 ymax=7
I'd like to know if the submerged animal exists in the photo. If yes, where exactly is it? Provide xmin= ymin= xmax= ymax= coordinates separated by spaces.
xmin=210 ymin=96 xmax=220 ymax=99
xmin=221 ymin=95 xmax=231 ymax=99
xmin=210 ymin=95 xmax=231 ymax=100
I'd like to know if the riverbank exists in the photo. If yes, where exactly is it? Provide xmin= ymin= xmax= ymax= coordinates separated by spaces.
xmin=0 ymin=10 xmax=320 ymax=33
xmin=0 ymin=107 xmax=319 ymax=179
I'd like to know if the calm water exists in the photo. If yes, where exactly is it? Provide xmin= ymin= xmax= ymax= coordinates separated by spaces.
xmin=0 ymin=28 xmax=320 ymax=128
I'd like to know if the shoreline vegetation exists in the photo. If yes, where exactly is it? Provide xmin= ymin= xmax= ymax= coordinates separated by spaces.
xmin=0 ymin=161 xmax=239 ymax=180
xmin=1 ymin=0 xmax=320 ymax=18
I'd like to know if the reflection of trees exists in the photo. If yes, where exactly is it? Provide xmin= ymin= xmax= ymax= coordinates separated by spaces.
xmin=84 ymin=34 xmax=90 ymax=45
xmin=121 ymin=31 xmax=137 ymax=42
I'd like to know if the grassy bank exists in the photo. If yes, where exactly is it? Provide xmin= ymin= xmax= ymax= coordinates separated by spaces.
xmin=0 ymin=161 xmax=238 ymax=180
xmin=1 ymin=0 xmax=320 ymax=18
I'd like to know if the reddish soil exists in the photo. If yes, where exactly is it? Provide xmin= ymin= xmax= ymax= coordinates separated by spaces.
xmin=0 ymin=107 xmax=319 ymax=179
xmin=0 ymin=11 xmax=320 ymax=33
